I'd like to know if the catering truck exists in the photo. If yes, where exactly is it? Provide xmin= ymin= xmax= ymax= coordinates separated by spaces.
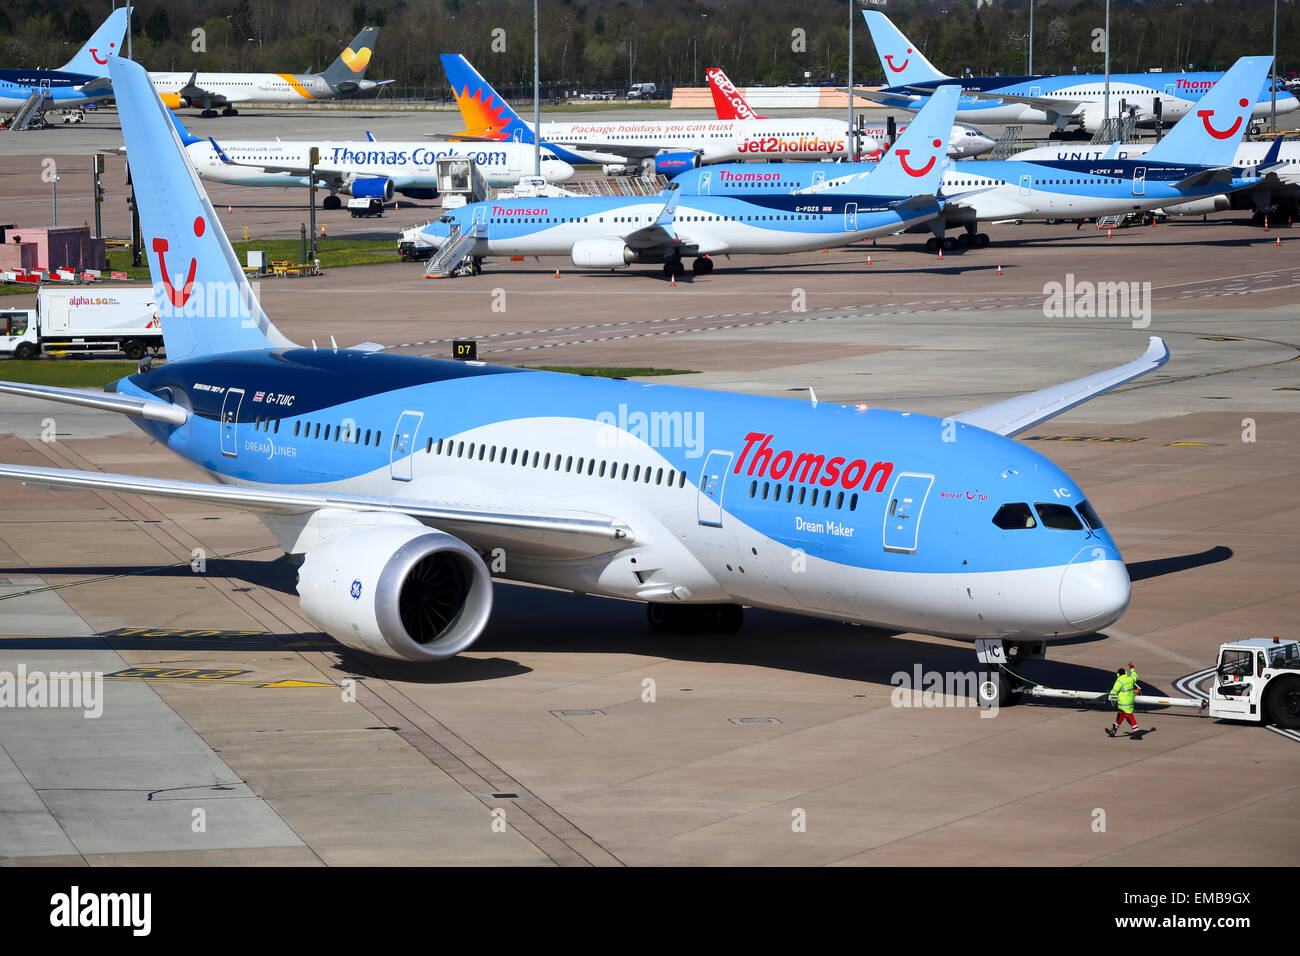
xmin=0 ymin=287 xmax=161 ymax=360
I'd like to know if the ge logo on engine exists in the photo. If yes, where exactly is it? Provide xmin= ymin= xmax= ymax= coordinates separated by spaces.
xmin=350 ymin=580 xmax=363 ymax=600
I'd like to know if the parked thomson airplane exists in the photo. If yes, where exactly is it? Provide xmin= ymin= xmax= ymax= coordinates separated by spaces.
xmin=1008 ymin=140 xmax=1300 ymax=221
xmin=0 ymin=7 xmax=130 ymax=114
xmin=442 ymin=54 xmax=872 ymax=173
xmin=673 ymin=57 xmax=1279 ymax=250
xmin=410 ymin=86 xmax=960 ymax=276
xmin=861 ymin=10 xmax=1297 ymax=132
xmin=149 ymin=26 xmax=391 ymax=117
xmin=704 ymin=66 xmax=995 ymax=159
xmin=162 ymin=111 xmax=574 ymax=207
xmin=0 ymin=58 xmax=1170 ymax=707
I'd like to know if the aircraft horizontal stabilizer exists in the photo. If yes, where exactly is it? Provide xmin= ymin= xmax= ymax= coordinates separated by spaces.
xmin=953 ymin=337 xmax=1169 ymax=437
xmin=0 ymin=380 xmax=187 ymax=425
xmin=1174 ymin=167 xmax=1234 ymax=190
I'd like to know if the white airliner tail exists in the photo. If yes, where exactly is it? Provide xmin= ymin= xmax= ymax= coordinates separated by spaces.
xmin=1142 ymin=56 xmax=1273 ymax=168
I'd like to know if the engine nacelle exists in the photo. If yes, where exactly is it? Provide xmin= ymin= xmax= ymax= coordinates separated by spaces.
xmin=1160 ymin=194 xmax=1230 ymax=217
xmin=652 ymin=151 xmax=701 ymax=176
xmin=159 ymin=93 xmax=190 ymax=110
xmin=570 ymin=237 xmax=636 ymax=269
xmin=345 ymin=176 xmax=395 ymax=201
xmin=297 ymin=522 xmax=493 ymax=662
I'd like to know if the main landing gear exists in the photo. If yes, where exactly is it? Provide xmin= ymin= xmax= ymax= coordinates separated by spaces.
xmin=925 ymin=225 xmax=990 ymax=252
xmin=646 ymin=603 xmax=744 ymax=634
xmin=322 ymin=195 xmax=342 ymax=210
xmin=662 ymin=256 xmax=686 ymax=278
xmin=974 ymin=637 xmax=1045 ymax=708
xmin=692 ymin=255 xmax=714 ymax=275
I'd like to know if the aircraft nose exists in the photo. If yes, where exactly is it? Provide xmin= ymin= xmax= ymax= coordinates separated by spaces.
xmin=1059 ymin=546 xmax=1130 ymax=632
xmin=972 ymin=135 xmax=996 ymax=156
xmin=546 ymin=160 xmax=575 ymax=182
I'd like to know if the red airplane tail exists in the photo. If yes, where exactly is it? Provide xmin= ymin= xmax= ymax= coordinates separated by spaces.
xmin=706 ymin=67 xmax=765 ymax=120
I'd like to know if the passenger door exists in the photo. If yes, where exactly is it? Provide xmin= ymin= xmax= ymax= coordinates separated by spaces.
xmin=844 ymin=202 xmax=859 ymax=232
xmin=1018 ymin=173 xmax=1033 ymax=197
xmin=882 ymin=473 xmax=934 ymax=553
xmin=1131 ymin=166 xmax=1146 ymax=196
xmin=697 ymin=450 xmax=733 ymax=527
xmin=697 ymin=170 xmax=712 ymax=195
xmin=219 ymin=387 xmax=244 ymax=458
xmin=389 ymin=410 xmax=423 ymax=481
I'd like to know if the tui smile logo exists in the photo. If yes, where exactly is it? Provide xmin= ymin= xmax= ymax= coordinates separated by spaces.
xmin=897 ymin=139 xmax=943 ymax=177
xmin=1198 ymin=98 xmax=1248 ymax=139
xmin=885 ymin=49 xmax=912 ymax=73
xmin=152 ymin=216 xmax=204 ymax=308
xmin=90 ymin=43 xmax=115 ymax=65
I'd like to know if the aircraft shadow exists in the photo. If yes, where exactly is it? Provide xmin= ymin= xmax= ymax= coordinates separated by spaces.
xmin=1126 ymin=545 xmax=1232 ymax=582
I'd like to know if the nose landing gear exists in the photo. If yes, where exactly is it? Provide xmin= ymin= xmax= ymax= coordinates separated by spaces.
xmin=974 ymin=638 xmax=1045 ymax=708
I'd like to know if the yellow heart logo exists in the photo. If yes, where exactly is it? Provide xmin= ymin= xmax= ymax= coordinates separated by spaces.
xmin=340 ymin=46 xmax=371 ymax=72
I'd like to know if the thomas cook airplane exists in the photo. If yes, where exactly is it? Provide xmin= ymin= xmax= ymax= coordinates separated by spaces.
xmin=0 ymin=57 xmax=1170 ymax=707
xmin=148 ymin=26 xmax=391 ymax=117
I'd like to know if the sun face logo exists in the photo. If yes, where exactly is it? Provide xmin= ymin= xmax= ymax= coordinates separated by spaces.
xmin=340 ymin=45 xmax=372 ymax=73
xmin=897 ymin=138 xmax=943 ymax=177
xmin=885 ymin=48 xmax=912 ymax=73
xmin=1198 ymin=98 xmax=1249 ymax=140
xmin=452 ymin=84 xmax=510 ymax=140
xmin=152 ymin=216 xmax=204 ymax=308
xmin=90 ymin=42 xmax=116 ymax=66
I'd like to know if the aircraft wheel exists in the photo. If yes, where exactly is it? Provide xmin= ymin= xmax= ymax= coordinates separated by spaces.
xmin=977 ymin=669 xmax=1018 ymax=708
xmin=692 ymin=256 xmax=714 ymax=275
xmin=975 ymin=233 xmax=990 ymax=248
xmin=941 ymin=236 xmax=956 ymax=251
xmin=222 ymin=108 xmax=239 ymax=116
xmin=924 ymin=237 xmax=940 ymax=252
xmin=200 ymin=109 xmax=217 ymax=118
xmin=322 ymin=195 xmax=342 ymax=210
xmin=956 ymin=233 xmax=973 ymax=248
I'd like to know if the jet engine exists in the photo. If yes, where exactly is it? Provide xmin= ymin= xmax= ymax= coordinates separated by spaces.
xmin=570 ymin=237 xmax=636 ymax=269
xmin=652 ymin=151 xmax=702 ymax=176
xmin=1160 ymin=194 xmax=1230 ymax=216
xmin=345 ymin=176 xmax=395 ymax=201
xmin=297 ymin=520 xmax=493 ymax=662
xmin=159 ymin=93 xmax=190 ymax=110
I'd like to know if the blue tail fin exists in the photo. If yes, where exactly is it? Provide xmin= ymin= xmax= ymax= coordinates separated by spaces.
xmin=863 ymin=11 xmax=949 ymax=86
xmin=819 ymin=85 xmax=958 ymax=197
xmin=165 ymin=107 xmax=204 ymax=148
xmin=440 ymin=53 xmax=535 ymax=143
xmin=1143 ymin=56 xmax=1273 ymax=167
xmin=59 ymin=7 xmax=130 ymax=75
xmin=109 ymin=57 xmax=294 ymax=361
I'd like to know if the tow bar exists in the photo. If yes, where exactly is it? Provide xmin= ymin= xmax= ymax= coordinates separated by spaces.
xmin=1026 ymin=686 xmax=1208 ymax=711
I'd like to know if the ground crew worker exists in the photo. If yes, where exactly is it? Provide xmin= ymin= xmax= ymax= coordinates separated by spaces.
xmin=1105 ymin=663 xmax=1141 ymax=738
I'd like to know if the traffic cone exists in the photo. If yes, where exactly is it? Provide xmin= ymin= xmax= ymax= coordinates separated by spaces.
xmin=1277 ymin=236 xmax=1282 ymax=247
xmin=822 ymin=248 xmax=829 ymax=253
xmin=1107 ymin=228 xmax=1112 ymax=238
xmin=320 ymin=224 xmax=327 ymax=237
xmin=866 ymin=255 xmax=872 ymax=265
xmin=554 ymin=268 xmax=560 ymax=278
xmin=670 ymin=272 xmax=676 ymax=286
xmin=996 ymin=264 xmax=1003 ymax=275
xmin=937 ymin=246 xmax=943 ymax=259
xmin=227 ymin=204 xmax=232 ymax=214
xmin=1264 ymin=216 xmax=1269 ymax=231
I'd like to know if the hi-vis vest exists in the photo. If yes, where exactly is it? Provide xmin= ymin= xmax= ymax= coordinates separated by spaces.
xmin=1110 ymin=669 xmax=1139 ymax=712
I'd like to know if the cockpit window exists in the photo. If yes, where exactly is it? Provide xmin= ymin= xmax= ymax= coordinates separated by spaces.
xmin=1035 ymin=503 xmax=1084 ymax=530
xmin=992 ymin=502 xmax=1037 ymax=530
xmin=1077 ymin=499 xmax=1105 ymax=531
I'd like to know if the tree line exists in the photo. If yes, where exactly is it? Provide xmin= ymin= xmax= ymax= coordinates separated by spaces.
xmin=2 ymin=0 xmax=1294 ymax=96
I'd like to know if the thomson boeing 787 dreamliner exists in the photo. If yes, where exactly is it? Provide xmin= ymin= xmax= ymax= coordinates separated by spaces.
xmin=0 ymin=58 xmax=1171 ymax=707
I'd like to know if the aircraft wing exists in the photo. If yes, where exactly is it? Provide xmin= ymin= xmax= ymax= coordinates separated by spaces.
xmin=175 ymin=71 xmax=228 ymax=105
xmin=209 ymin=138 xmax=350 ymax=187
xmin=854 ymin=88 xmax=925 ymax=106
xmin=953 ymin=337 xmax=1169 ymax=437
xmin=0 ymin=464 xmax=634 ymax=559
xmin=553 ymin=141 xmax=684 ymax=162
xmin=957 ymin=88 xmax=1088 ymax=118
xmin=1173 ymin=166 xmax=1235 ymax=190
xmin=78 ymin=76 xmax=114 ymax=96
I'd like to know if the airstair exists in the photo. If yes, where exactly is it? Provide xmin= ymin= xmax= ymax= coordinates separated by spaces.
xmin=1089 ymin=114 xmax=1138 ymax=145
xmin=987 ymin=125 xmax=1025 ymax=161
xmin=423 ymin=222 xmax=482 ymax=278
xmin=9 ymin=90 xmax=49 ymax=131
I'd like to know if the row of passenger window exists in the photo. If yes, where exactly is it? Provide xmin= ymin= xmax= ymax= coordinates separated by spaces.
xmin=992 ymin=500 xmax=1104 ymax=531
xmin=426 ymin=436 xmax=690 ymax=488
xmin=748 ymin=479 xmax=859 ymax=512
xmin=248 ymin=416 xmax=383 ymax=447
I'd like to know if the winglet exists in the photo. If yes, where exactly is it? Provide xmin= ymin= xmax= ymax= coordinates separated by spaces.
xmin=208 ymin=137 xmax=233 ymax=164
xmin=365 ymin=130 xmax=376 ymax=142
xmin=954 ymin=337 xmax=1169 ymax=438
xmin=1259 ymin=134 xmax=1285 ymax=172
